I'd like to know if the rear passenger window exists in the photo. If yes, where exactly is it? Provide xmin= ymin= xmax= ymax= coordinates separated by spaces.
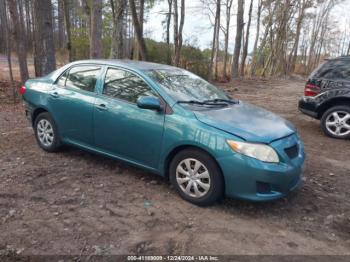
xmin=314 ymin=60 xmax=350 ymax=80
xmin=64 ymin=65 xmax=101 ymax=92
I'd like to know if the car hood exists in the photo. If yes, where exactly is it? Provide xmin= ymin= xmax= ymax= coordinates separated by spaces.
xmin=194 ymin=101 xmax=296 ymax=143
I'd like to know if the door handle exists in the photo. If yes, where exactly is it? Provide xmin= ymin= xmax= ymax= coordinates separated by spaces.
xmin=50 ymin=91 xmax=59 ymax=98
xmin=97 ymin=104 xmax=108 ymax=111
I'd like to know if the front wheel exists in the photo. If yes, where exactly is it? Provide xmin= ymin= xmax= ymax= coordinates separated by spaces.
xmin=169 ymin=148 xmax=224 ymax=206
xmin=34 ymin=112 xmax=62 ymax=152
xmin=321 ymin=105 xmax=350 ymax=139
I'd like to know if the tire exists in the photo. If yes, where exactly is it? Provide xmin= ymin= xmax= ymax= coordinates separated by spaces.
xmin=169 ymin=148 xmax=224 ymax=206
xmin=321 ymin=105 xmax=350 ymax=139
xmin=34 ymin=112 xmax=62 ymax=152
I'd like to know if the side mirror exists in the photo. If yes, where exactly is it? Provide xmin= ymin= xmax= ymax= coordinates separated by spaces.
xmin=137 ymin=96 xmax=162 ymax=111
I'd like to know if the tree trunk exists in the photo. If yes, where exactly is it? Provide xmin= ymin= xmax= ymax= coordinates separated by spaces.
xmin=1 ymin=0 xmax=16 ymax=103
xmin=166 ymin=0 xmax=173 ymax=64
xmin=288 ymin=0 xmax=306 ymax=73
xmin=240 ymin=0 xmax=253 ymax=76
xmin=173 ymin=0 xmax=185 ymax=66
xmin=25 ymin=0 xmax=32 ymax=50
xmin=0 ymin=0 xmax=6 ymax=53
xmin=173 ymin=0 xmax=179 ymax=64
xmin=7 ymin=0 xmax=29 ymax=83
xmin=110 ymin=0 xmax=126 ymax=59
xmin=250 ymin=0 xmax=261 ymax=76
xmin=133 ymin=0 xmax=145 ymax=60
xmin=231 ymin=0 xmax=244 ymax=79
xmin=33 ymin=0 xmax=56 ymax=76
xmin=58 ymin=0 xmax=65 ymax=50
xmin=223 ymin=0 xmax=233 ymax=79
xmin=209 ymin=0 xmax=220 ymax=80
xmin=90 ymin=0 xmax=103 ymax=58
xmin=213 ymin=0 xmax=221 ymax=80
xmin=63 ymin=0 xmax=72 ymax=61
xmin=129 ymin=0 xmax=148 ymax=60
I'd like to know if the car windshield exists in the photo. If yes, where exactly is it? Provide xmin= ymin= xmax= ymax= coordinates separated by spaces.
xmin=145 ymin=69 xmax=229 ymax=102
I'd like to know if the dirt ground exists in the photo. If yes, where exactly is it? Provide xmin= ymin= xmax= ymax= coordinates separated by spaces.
xmin=0 ymin=69 xmax=350 ymax=256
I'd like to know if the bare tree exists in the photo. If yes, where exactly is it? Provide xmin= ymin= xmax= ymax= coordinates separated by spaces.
xmin=110 ymin=0 xmax=127 ymax=59
xmin=173 ymin=0 xmax=185 ymax=66
xmin=287 ymin=0 xmax=309 ymax=73
xmin=166 ymin=0 xmax=173 ymax=64
xmin=90 ymin=0 xmax=103 ymax=58
xmin=32 ymin=0 xmax=56 ymax=76
xmin=1 ymin=0 xmax=16 ymax=103
xmin=306 ymin=0 xmax=335 ymax=73
xmin=0 ymin=0 xmax=5 ymax=53
xmin=223 ymin=0 xmax=233 ymax=79
xmin=58 ymin=0 xmax=65 ymax=49
xmin=240 ymin=0 xmax=253 ymax=76
xmin=25 ymin=0 xmax=32 ymax=49
xmin=7 ymin=0 xmax=29 ymax=83
xmin=129 ymin=0 xmax=148 ymax=60
xmin=231 ymin=0 xmax=244 ymax=78
xmin=136 ymin=0 xmax=145 ymax=59
xmin=250 ymin=0 xmax=262 ymax=76
xmin=63 ymin=0 xmax=72 ymax=61
xmin=208 ymin=0 xmax=221 ymax=80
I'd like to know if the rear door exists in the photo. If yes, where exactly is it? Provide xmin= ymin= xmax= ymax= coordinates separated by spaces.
xmin=93 ymin=67 xmax=165 ymax=169
xmin=48 ymin=64 xmax=102 ymax=145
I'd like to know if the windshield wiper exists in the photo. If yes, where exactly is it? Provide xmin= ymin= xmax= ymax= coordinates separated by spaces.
xmin=177 ymin=100 xmax=228 ymax=106
xmin=177 ymin=99 xmax=238 ymax=106
xmin=177 ymin=100 xmax=205 ymax=105
xmin=202 ymin=98 xmax=238 ymax=104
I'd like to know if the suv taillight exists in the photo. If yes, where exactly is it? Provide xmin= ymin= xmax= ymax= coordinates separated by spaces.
xmin=19 ymin=85 xmax=26 ymax=95
xmin=304 ymin=84 xmax=320 ymax=97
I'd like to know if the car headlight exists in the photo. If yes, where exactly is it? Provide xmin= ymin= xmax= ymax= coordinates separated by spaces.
xmin=227 ymin=140 xmax=279 ymax=163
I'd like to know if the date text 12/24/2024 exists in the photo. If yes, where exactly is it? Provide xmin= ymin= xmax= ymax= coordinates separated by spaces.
xmin=127 ymin=255 xmax=219 ymax=261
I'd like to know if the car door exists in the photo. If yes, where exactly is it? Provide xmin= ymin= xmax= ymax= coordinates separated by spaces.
xmin=48 ymin=64 xmax=102 ymax=145
xmin=93 ymin=67 xmax=165 ymax=169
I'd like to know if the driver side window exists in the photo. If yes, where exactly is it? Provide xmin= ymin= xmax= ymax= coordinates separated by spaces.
xmin=103 ymin=68 xmax=157 ymax=103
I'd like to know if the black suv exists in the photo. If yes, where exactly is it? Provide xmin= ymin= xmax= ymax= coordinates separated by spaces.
xmin=299 ymin=56 xmax=350 ymax=139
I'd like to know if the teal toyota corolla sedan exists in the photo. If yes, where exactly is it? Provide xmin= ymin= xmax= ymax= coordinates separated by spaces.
xmin=21 ymin=60 xmax=305 ymax=206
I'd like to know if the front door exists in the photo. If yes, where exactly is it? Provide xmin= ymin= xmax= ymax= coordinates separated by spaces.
xmin=48 ymin=65 xmax=102 ymax=145
xmin=93 ymin=67 xmax=165 ymax=169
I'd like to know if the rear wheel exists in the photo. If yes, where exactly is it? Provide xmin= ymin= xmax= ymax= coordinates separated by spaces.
xmin=321 ymin=105 xmax=350 ymax=139
xmin=34 ymin=112 xmax=62 ymax=152
xmin=169 ymin=148 xmax=224 ymax=206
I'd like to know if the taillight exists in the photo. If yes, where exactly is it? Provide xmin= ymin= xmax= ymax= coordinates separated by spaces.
xmin=304 ymin=84 xmax=320 ymax=97
xmin=19 ymin=85 xmax=26 ymax=95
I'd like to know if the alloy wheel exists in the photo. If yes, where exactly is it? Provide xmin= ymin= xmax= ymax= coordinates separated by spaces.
xmin=325 ymin=111 xmax=350 ymax=137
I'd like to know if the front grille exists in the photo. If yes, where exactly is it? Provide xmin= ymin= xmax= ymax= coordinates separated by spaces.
xmin=284 ymin=144 xmax=298 ymax=159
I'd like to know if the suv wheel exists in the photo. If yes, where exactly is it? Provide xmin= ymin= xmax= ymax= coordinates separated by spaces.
xmin=34 ymin=112 xmax=62 ymax=152
xmin=321 ymin=105 xmax=350 ymax=139
xmin=169 ymin=148 xmax=224 ymax=206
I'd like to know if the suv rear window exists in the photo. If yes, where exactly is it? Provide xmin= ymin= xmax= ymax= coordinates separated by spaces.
xmin=311 ymin=59 xmax=350 ymax=80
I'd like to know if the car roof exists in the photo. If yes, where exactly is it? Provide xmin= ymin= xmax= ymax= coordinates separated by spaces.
xmin=71 ymin=59 xmax=178 ymax=71
xmin=326 ymin=55 xmax=350 ymax=61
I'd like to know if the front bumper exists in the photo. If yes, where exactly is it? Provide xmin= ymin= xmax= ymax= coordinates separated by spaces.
xmin=218 ymin=133 xmax=305 ymax=201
